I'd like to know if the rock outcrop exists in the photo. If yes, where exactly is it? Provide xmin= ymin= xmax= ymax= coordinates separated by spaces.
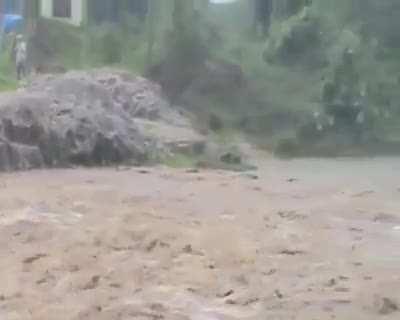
xmin=0 ymin=70 xmax=204 ymax=171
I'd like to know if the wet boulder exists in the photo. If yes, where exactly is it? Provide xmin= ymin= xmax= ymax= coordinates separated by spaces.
xmin=0 ymin=70 xmax=205 ymax=171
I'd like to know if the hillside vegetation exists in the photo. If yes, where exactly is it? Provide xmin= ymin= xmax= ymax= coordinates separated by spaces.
xmin=2 ymin=0 xmax=400 ymax=156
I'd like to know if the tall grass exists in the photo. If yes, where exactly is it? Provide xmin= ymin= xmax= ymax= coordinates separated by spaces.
xmin=0 ymin=51 xmax=17 ymax=92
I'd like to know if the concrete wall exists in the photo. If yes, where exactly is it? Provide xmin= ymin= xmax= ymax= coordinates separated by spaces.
xmin=71 ymin=0 xmax=83 ymax=25
xmin=40 ymin=0 xmax=52 ymax=18
xmin=40 ymin=0 xmax=84 ymax=26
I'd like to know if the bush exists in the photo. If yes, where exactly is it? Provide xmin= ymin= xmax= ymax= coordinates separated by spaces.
xmin=208 ymin=113 xmax=224 ymax=131
xmin=220 ymin=152 xmax=241 ymax=165
xmin=264 ymin=7 xmax=327 ymax=69
xmin=0 ymin=48 xmax=17 ymax=91
xmin=100 ymin=30 xmax=123 ymax=64
xmin=31 ymin=19 xmax=83 ymax=69
xmin=275 ymin=138 xmax=301 ymax=158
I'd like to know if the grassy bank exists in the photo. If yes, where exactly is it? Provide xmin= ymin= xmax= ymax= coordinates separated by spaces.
xmin=0 ymin=51 xmax=17 ymax=92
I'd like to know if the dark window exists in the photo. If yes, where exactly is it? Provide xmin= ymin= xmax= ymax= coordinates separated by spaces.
xmin=53 ymin=0 xmax=71 ymax=18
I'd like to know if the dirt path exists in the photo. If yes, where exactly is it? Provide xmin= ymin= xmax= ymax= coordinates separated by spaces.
xmin=0 ymin=157 xmax=399 ymax=319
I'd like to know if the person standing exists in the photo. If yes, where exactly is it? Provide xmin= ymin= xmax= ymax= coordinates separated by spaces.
xmin=14 ymin=34 xmax=27 ymax=81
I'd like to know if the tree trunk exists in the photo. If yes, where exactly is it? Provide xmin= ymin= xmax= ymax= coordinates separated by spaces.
xmin=24 ymin=0 xmax=39 ymax=35
xmin=172 ymin=0 xmax=195 ymax=32
xmin=146 ymin=0 xmax=156 ymax=67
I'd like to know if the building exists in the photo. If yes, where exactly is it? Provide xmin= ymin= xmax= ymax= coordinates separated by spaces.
xmin=40 ymin=0 xmax=84 ymax=26
xmin=39 ymin=0 xmax=148 ymax=26
xmin=0 ymin=0 xmax=25 ymax=14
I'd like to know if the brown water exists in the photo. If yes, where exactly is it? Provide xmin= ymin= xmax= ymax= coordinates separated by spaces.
xmin=0 ymin=157 xmax=399 ymax=319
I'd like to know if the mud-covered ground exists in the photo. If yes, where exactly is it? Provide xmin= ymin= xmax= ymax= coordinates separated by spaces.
xmin=0 ymin=157 xmax=399 ymax=319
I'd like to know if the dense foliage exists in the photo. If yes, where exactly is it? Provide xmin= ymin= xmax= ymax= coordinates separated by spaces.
xmin=1 ymin=0 xmax=400 ymax=155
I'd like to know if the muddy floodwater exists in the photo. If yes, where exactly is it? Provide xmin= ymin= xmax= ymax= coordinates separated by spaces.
xmin=0 ymin=157 xmax=399 ymax=319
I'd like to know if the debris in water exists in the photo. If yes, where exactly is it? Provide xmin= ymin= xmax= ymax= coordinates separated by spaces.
xmin=182 ymin=244 xmax=204 ymax=256
xmin=373 ymin=213 xmax=399 ymax=223
xmin=82 ymin=275 xmax=101 ymax=290
xmin=277 ymin=210 xmax=306 ymax=221
xmin=264 ymin=268 xmax=277 ymax=276
xmin=217 ymin=289 xmax=234 ymax=298
xmin=326 ymin=278 xmax=337 ymax=287
xmin=274 ymin=289 xmax=283 ymax=299
xmin=242 ymin=297 xmax=260 ymax=306
xmin=146 ymin=239 xmax=159 ymax=252
xmin=245 ymin=174 xmax=259 ymax=180
xmin=23 ymin=254 xmax=47 ymax=264
xmin=279 ymin=249 xmax=305 ymax=256
xmin=36 ymin=278 xmax=47 ymax=285
xmin=149 ymin=303 xmax=167 ymax=312
xmin=352 ymin=190 xmax=374 ymax=197
xmin=376 ymin=297 xmax=399 ymax=315
xmin=225 ymin=299 xmax=237 ymax=305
